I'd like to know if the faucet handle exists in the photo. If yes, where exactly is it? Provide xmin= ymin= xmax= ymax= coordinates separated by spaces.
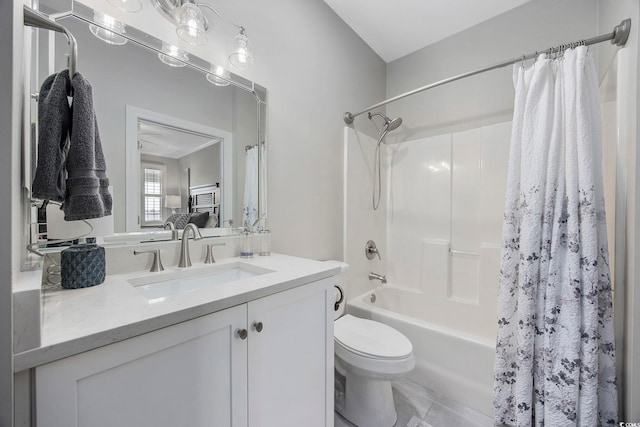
xmin=365 ymin=240 xmax=381 ymax=260
xmin=204 ymin=242 xmax=227 ymax=264
xmin=134 ymin=249 xmax=165 ymax=272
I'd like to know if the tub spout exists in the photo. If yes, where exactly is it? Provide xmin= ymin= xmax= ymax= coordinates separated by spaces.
xmin=368 ymin=272 xmax=387 ymax=284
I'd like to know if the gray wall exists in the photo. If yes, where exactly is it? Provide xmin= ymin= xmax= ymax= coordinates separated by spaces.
xmin=386 ymin=0 xmax=599 ymax=140
xmin=243 ymin=0 xmax=386 ymax=259
xmin=178 ymin=144 xmax=221 ymax=189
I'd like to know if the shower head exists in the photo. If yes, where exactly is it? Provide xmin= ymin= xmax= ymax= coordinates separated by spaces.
xmin=368 ymin=112 xmax=402 ymax=133
xmin=385 ymin=117 xmax=402 ymax=132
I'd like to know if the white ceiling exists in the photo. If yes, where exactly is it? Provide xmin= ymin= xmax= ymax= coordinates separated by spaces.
xmin=138 ymin=121 xmax=220 ymax=159
xmin=322 ymin=0 xmax=533 ymax=63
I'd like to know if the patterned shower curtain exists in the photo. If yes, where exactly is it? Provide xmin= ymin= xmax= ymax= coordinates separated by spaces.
xmin=493 ymin=46 xmax=617 ymax=426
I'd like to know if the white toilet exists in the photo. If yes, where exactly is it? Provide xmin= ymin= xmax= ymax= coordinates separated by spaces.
xmin=328 ymin=261 xmax=415 ymax=427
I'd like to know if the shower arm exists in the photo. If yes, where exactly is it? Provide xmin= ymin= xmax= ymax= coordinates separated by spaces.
xmin=23 ymin=6 xmax=77 ymax=78
xmin=343 ymin=18 xmax=631 ymax=124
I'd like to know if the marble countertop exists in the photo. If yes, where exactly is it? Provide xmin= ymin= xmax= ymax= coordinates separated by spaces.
xmin=13 ymin=254 xmax=340 ymax=371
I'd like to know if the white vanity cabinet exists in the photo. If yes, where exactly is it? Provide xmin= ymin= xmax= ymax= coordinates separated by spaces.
xmin=35 ymin=278 xmax=334 ymax=427
xmin=247 ymin=278 xmax=333 ymax=427
xmin=35 ymin=304 xmax=249 ymax=427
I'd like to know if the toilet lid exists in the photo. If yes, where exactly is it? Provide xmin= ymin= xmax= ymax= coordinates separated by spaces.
xmin=334 ymin=315 xmax=413 ymax=359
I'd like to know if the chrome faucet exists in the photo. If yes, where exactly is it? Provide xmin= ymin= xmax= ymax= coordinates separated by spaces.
xmin=368 ymin=272 xmax=387 ymax=284
xmin=163 ymin=221 xmax=179 ymax=240
xmin=178 ymin=223 xmax=203 ymax=268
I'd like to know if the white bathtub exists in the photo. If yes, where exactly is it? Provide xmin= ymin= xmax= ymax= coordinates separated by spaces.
xmin=347 ymin=286 xmax=496 ymax=417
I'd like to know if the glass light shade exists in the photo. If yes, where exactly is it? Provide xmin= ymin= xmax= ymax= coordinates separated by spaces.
xmin=206 ymin=65 xmax=230 ymax=86
xmin=229 ymin=31 xmax=253 ymax=70
xmin=89 ymin=11 xmax=127 ymax=45
xmin=106 ymin=0 xmax=142 ymax=13
xmin=158 ymin=43 xmax=189 ymax=67
xmin=176 ymin=3 xmax=207 ymax=46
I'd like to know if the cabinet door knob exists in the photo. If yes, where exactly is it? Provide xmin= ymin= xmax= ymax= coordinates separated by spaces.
xmin=236 ymin=328 xmax=248 ymax=340
xmin=252 ymin=321 xmax=263 ymax=333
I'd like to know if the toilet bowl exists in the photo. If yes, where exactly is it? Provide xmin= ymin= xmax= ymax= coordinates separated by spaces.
xmin=326 ymin=261 xmax=415 ymax=427
xmin=334 ymin=314 xmax=415 ymax=427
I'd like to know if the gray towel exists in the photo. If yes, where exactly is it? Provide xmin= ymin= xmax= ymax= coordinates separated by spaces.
xmin=63 ymin=72 xmax=112 ymax=220
xmin=32 ymin=70 xmax=71 ymax=202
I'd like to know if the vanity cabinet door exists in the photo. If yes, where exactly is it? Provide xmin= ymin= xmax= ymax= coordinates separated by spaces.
xmin=247 ymin=278 xmax=334 ymax=427
xmin=35 ymin=304 xmax=248 ymax=427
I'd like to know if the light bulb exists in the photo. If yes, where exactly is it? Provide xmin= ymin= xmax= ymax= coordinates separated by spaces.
xmin=158 ymin=43 xmax=189 ymax=67
xmin=176 ymin=3 xmax=207 ymax=45
xmin=206 ymin=65 xmax=230 ymax=86
xmin=229 ymin=30 xmax=253 ymax=70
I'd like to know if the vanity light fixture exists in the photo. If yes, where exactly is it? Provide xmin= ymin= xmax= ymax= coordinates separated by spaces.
xmin=153 ymin=0 xmax=253 ymax=70
xmin=158 ymin=42 xmax=189 ymax=67
xmin=89 ymin=10 xmax=127 ymax=45
xmin=105 ymin=0 xmax=142 ymax=13
xmin=206 ymin=65 xmax=230 ymax=86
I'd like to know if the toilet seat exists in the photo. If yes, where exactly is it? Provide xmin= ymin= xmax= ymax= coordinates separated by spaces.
xmin=335 ymin=315 xmax=412 ymax=359
xmin=334 ymin=315 xmax=414 ymax=377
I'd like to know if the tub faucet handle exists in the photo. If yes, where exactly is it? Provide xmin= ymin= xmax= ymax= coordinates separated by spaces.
xmin=365 ymin=240 xmax=381 ymax=260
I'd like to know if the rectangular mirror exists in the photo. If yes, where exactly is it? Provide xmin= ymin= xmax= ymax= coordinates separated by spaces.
xmin=27 ymin=1 xmax=266 ymax=250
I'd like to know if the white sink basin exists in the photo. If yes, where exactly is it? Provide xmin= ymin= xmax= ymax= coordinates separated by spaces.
xmin=129 ymin=262 xmax=273 ymax=301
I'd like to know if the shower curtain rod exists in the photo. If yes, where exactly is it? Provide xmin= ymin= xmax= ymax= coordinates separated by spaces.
xmin=23 ymin=6 xmax=77 ymax=78
xmin=343 ymin=18 xmax=631 ymax=125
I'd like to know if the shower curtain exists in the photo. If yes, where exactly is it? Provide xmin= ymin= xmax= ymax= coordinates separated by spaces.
xmin=494 ymin=46 xmax=617 ymax=426
xmin=243 ymin=146 xmax=259 ymax=228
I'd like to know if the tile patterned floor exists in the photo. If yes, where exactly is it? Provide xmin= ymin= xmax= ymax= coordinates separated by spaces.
xmin=334 ymin=379 xmax=494 ymax=427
